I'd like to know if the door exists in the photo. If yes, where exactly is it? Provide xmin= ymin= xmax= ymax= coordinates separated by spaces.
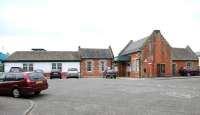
xmin=0 ymin=73 xmax=16 ymax=94
xmin=157 ymin=64 xmax=165 ymax=77
xmin=119 ymin=63 xmax=126 ymax=77
xmin=172 ymin=64 xmax=176 ymax=76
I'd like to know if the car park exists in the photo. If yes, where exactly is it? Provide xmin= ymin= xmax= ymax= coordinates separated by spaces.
xmin=67 ymin=68 xmax=79 ymax=78
xmin=0 ymin=72 xmax=48 ymax=98
xmin=50 ymin=69 xmax=62 ymax=79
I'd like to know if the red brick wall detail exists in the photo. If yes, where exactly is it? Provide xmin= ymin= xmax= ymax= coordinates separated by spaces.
xmin=80 ymin=59 xmax=112 ymax=77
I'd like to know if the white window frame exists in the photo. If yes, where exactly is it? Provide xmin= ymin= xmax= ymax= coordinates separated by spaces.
xmin=86 ymin=60 xmax=93 ymax=72
xmin=99 ymin=60 xmax=107 ymax=72
xmin=132 ymin=59 xmax=139 ymax=72
xmin=52 ymin=63 xmax=62 ymax=71
xmin=23 ymin=63 xmax=34 ymax=72
xmin=186 ymin=62 xmax=192 ymax=69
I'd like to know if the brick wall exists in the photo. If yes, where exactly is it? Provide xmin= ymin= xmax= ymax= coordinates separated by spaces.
xmin=130 ymin=52 xmax=140 ymax=78
xmin=80 ymin=59 xmax=112 ymax=77
xmin=140 ymin=32 xmax=172 ymax=77
xmin=173 ymin=60 xmax=199 ymax=75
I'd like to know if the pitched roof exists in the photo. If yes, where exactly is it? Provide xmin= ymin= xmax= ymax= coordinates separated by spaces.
xmin=79 ymin=48 xmax=113 ymax=59
xmin=195 ymin=52 xmax=200 ymax=57
xmin=172 ymin=48 xmax=198 ymax=61
xmin=119 ymin=37 xmax=149 ymax=56
xmin=4 ymin=51 xmax=80 ymax=62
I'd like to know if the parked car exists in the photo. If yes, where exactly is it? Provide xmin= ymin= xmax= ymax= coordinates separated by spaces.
xmin=67 ymin=68 xmax=79 ymax=78
xmin=179 ymin=68 xmax=200 ymax=76
xmin=0 ymin=72 xmax=48 ymax=98
xmin=103 ymin=69 xmax=117 ymax=79
xmin=9 ymin=67 xmax=23 ymax=72
xmin=50 ymin=69 xmax=62 ymax=79
xmin=34 ymin=69 xmax=46 ymax=77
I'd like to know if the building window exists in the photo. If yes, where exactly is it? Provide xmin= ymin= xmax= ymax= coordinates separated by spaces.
xmin=29 ymin=64 xmax=33 ymax=71
xmin=87 ymin=61 xmax=92 ymax=72
xmin=99 ymin=61 xmax=106 ymax=72
xmin=132 ymin=59 xmax=140 ymax=72
xmin=187 ymin=62 xmax=192 ymax=69
xmin=23 ymin=64 xmax=33 ymax=72
xmin=52 ymin=63 xmax=62 ymax=71
xmin=57 ymin=63 xmax=62 ymax=70
xmin=52 ymin=63 xmax=56 ymax=70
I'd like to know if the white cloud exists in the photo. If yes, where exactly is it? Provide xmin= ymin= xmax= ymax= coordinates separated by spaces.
xmin=0 ymin=0 xmax=200 ymax=55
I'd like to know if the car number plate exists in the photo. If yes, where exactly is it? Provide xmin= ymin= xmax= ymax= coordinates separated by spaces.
xmin=36 ymin=81 xmax=43 ymax=84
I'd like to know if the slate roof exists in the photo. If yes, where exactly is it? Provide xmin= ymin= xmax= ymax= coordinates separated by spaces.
xmin=172 ymin=48 xmax=198 ymax=61
xmin=195 ymin=52 xmax=200 ymax=57
xmin=79 ymin=48 xmax=113 ymax=59
xmin=119 ymin=37 xmax=149 ymax=56
xmin=4 ymin=51 xmax=80 ymax=62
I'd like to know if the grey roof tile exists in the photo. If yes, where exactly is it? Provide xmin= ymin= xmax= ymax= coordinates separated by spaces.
xmin=4 ymin=51 xmax=80 ymax=62
xmin=172 ymin=48 xmax=198 ymax=61
xmin=195 ymin=52 xmax=200 ymax=57
xmin=119 ymin=37 xmax=149 ymax=56
xmin=79 ymin=48 xmax=113 ymax=59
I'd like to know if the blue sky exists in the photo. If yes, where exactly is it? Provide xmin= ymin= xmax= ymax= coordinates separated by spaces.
xmin=0 ymin=0 xmax=200 ymax=55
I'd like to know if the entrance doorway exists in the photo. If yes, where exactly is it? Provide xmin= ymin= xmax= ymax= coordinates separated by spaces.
xmin=172 ymin=64 xmax=176 ymax=76
xmin=157 ymin=64 xmax=165 ymax=77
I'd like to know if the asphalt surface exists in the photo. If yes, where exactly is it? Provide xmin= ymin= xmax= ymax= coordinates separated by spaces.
xmin=0 ymin=97 xmax=30 ymax=115
xmin=28 ymin=78 xmax=200 ymax=115
xmin=1 ymin=77 xmax=200 ymax=115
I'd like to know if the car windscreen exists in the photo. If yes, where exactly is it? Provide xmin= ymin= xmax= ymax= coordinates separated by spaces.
xmin=28 ymin=73 xmax=45 ymax=81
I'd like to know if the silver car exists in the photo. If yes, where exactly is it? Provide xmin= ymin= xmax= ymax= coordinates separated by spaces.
xmin=67 ymin=68 xmax=79 ymax=78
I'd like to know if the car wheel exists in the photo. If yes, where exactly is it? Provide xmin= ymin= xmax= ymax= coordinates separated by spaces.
xmin=34 ymin=91 xmax=41 ymax=95
xmin=12 ymin=88 xmax=21 ymax=98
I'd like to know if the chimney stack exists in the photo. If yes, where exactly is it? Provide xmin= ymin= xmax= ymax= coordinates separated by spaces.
xmin=153 ymin=30 xmax=160 ymax=34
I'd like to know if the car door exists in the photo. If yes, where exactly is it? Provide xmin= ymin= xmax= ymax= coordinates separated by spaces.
xmin=15 ymin=73 xmax=26 ymax=89
xmin=0 ymin=74 xmax=7 ymax=93
xmin=2 ymin=73 xmax=18 ymax=93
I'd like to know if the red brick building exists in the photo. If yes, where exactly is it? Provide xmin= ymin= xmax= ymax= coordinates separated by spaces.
xmin=79 ymin=46 xmax=114 ymax=77
xmin=115 ymin=30 xmax=199 ymax=77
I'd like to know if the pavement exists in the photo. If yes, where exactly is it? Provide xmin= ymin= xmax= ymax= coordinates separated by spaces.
xmin=1 ymin=77 xmax=200 ymax=115
xmin=118 ymin=76 xmax=200 ymax=80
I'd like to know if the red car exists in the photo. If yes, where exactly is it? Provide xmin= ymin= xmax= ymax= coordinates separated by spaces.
xmin=0 ymin=72 xmax=48 ymax=98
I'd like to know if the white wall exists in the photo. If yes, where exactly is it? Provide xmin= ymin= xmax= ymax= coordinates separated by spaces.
xmin=199 ymin=57 xmax=200 ymax=67
xmin=4 ymin=63 xmax=23 ymax=72
xmin=4 ymin=62 xmax=80 ymax=73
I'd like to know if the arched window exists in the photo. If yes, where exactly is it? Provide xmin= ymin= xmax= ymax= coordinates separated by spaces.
xmin=87 ymin=61 xmax=92 ymax=72
xmin=99 ymin=60 xmax=107 ymax=72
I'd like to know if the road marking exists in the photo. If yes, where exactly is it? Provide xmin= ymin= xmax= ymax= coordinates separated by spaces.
xmin=23 ymin=100 xmax=35 ymax=115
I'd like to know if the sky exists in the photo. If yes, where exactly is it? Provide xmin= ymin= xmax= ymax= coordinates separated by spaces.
xmin=0 ymin=0 xmax=200 ymax=56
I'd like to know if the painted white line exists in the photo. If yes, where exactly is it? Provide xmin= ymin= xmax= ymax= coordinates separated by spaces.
xmin=23 ymin=100 xmax=35 ymax=115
